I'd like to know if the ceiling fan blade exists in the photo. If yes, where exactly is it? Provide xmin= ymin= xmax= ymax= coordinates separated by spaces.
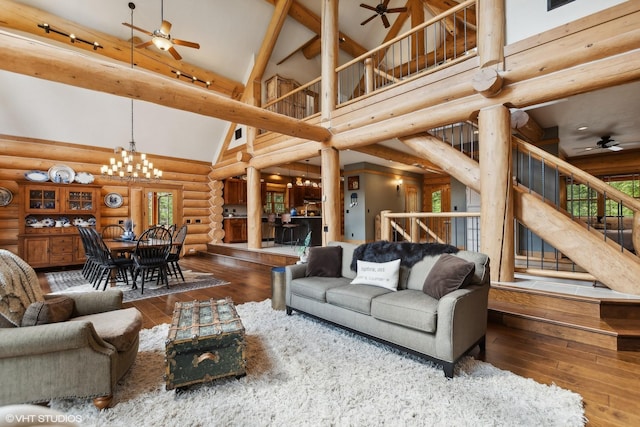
xmin=360 ymin=13 xmax=377 ymax=26
xmin=360 ymin=3 xmax=378 ymax=12
xmin=168 ymin=46 xmax=182 ymax=61
xmin=382 ymin=14 xmax=390 ymax=28
xmin=173 ymin=39 xmax=200 ymax=49
xmin=122 ymin=22 xmax=153 ymax=37
xmin=160 ymin=20 xmax=172 ymax=35
xmin=135 ymin=40 xmax=154 ymax=49
xmin=386 ymin=7 xmax=408 ymax=13
xmin=383 ymin=0 xmax=391 ymax=7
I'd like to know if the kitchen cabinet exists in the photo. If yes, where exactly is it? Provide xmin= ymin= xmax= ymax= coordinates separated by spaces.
xmin=223 ymin=218 xmax=247 ymax=243
xmin=224 ymin=179 xmax=247 ymax=204
xmin=290 ymin=185 xmax=322 ymax=207
xmin=18 ymin=182 xmax=100 ymax=268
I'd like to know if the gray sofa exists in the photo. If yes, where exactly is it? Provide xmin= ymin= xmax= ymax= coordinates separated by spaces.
xmin=285 ymin=241 xmax=490 ymax=377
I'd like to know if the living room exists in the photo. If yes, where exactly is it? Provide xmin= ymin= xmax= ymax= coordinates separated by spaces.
xmin=1 ymin=0 xmax=640 ymax=425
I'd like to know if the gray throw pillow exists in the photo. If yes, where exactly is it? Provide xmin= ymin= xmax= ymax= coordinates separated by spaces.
xmin=21 ymin=296 xmax=75 ymax=327
xmin=306 ymin=246 xmax=343 ymax=277
xmin=422 ymin=254 xmax=475 ymax=299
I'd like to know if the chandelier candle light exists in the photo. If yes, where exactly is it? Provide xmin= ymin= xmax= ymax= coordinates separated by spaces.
xmin=101 ymin=2 xmax=162 ymax=181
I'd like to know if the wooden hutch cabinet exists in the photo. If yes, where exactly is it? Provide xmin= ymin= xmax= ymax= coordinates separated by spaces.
xmin=18 ymin=182 xmax=101 ymax=268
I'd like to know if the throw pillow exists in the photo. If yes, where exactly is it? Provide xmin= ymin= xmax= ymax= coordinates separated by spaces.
xmin=21 ymin=296 xmax=75 ymax=327
xmin=351 ymin=259 xmax=401 ymax=291
xmin=422 ymin=254 xmax=476 ymax=299
xmin=306 ymin=246 xmax=343 ymax=277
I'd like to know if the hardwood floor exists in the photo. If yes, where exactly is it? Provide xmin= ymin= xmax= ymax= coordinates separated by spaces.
xmin=39 ymin=254 xmax=640 ymax=426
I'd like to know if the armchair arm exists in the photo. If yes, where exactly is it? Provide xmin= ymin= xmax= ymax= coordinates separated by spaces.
xmin=45 ymin=289 xmax=123 ymax=316
xmin=0 ymin=320 xmax=113 ymax=359
xmin=434 ymin=283 xmax=490 ymax=361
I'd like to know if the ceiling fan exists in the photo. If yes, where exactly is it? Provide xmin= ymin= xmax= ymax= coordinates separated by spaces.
xmin=122 ymin=1 xmax=200 ymax=61
xmin=360 ymin=1 xmax=407 ymax=29
xmin=582 ymin=135 xmax=628 ymax=152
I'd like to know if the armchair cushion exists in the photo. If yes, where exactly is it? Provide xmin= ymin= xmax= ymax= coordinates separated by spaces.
xmin=70 ymin=307 xmax=142 ymax=352
xmin=21 ymin=296 xmax=75 ymax=327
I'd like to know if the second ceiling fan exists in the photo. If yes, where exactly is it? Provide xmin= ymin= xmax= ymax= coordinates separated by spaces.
xmin=360 ymin=1 xmax=407 ymax=29
xmin=122 ymin=1 xmax=200 ymax=61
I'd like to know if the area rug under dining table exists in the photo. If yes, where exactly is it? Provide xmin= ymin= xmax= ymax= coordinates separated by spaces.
xmin=45 ymin=269 xmax=230 ymax=302
xmin=48 ymin=299 xmax=586 ymax=426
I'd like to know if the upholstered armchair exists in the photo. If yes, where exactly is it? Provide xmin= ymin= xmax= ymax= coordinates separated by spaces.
xmin=0 ymin=249 xmax=142 ymax=409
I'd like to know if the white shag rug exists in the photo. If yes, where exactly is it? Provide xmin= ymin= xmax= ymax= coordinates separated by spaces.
xmin=50 ymin=300 xmax=586 ymax=427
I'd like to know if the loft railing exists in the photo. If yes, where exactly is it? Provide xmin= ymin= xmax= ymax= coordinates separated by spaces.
xmin=261 ymin=0 xmax=477 ymax=121
xmin=337 ymin=0 xmax=477 ymax=105
xmin=379 ymin=210 xmax=481 ymax=252
xmin=513 ymin=137 xmax=640 ymax=276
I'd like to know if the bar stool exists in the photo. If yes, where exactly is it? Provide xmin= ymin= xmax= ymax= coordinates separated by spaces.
xmin=280 ymin=213 xmax=300 ymax=246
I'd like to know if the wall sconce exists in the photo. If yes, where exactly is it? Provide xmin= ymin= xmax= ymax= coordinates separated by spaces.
xmin=350 ymin=193 xmax=358 ymax=207
xmin=396 ymin=179 xmax=403 ymax=193
xmin=38 ymin=23 xmax=103 ymax=50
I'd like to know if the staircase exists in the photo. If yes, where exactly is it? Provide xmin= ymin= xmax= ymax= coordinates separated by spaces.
xmin=489 ymin=284 xmax=640 ymax=351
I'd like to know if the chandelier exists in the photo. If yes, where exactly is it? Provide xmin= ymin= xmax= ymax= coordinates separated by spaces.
xmin=101 ymin=2 xmax=162 ymax=181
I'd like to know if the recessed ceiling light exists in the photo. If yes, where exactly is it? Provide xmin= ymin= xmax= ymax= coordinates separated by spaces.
xmin=577 ymin=126 xmax=589 ymax=131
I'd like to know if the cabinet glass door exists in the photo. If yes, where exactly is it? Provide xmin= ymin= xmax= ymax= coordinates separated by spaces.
xmin=27 ymin=188 xmax=58 ymax=212
xmin=66 ymin=190 xmax=94 ymax=212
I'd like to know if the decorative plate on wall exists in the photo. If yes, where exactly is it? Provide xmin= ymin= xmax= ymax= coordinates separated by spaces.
xmin=104 ymin=192 xmax=123 ymax=208
xmin=48 ymin=164 xmax=76 ymax=184
xmin=0 ymin=187 xmax=13 ymax=207
xmin=24 ymin=170 xmax=50 ymax=182
xmin=75 ymin=172 xmax=95 ymax=184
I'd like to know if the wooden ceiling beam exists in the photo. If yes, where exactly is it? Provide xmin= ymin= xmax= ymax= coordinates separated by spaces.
xmin=264 ymin=0 xmax=368 ymax=60
xmin=0 ymin=30 xmax=332 ymax=143
xmin=353 ymin=143 xmax=444 ymax=174
xmin=0 ymin=0 xmax=244 ymax=99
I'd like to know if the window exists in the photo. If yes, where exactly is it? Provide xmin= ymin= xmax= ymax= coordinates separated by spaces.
xmin=603 ymin=176 xmax=640 ymax=218
xmin=432 ymin=190 xmax=442 ymax=213
xmin=263 ymin=191 xmax=285 ymax=214
xmin=566 ymin=183 xmax=597 ymax=218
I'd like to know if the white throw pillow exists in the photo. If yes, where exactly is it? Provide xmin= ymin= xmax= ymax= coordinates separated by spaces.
xmin=351 ymin=259 xmax=401 ymax=291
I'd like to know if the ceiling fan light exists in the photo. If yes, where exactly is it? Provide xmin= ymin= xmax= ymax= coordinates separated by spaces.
xmin=608 ymin=145 xmax=623 ymax=152
xmin=152 ymin=36 xmax=172 ymax=51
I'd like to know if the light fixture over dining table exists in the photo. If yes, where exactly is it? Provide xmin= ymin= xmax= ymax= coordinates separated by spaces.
xmin=101 ymin=2 xmax=162 ymax=182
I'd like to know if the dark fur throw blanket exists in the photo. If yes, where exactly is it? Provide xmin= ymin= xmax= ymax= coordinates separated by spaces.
xmin=350 ymin=241 xmax=459 ymax=271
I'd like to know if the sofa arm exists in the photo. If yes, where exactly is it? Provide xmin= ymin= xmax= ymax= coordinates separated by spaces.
xmin=45 ymin=289 xmax=123 ymax=316
xmin=0 ymin=320 xmax=113 ymax=359
xmin=285 ymin=263 xmax=307 ymax=282
xmin=434 ymin=284 xmax=490 ymax=361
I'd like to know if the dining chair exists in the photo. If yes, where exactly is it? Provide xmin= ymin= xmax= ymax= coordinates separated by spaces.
xmin=264 ymin=213 xmax=277 ymax=246
xmin=131 ymin=226 xmax=172 ymax=294
xmin=87 ymin=228 xmax=134 ymax=290
xmin=101 ymin=224 xmax=125 ymax=240
xmin=167 ymin=224 xmax=187 ymax=281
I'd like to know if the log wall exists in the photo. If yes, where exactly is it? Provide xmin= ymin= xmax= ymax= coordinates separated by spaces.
xmin=0 ymin=134 xmax=213 ymax=256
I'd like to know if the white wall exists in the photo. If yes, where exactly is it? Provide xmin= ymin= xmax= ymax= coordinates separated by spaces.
xmin=0 ymin=70 xmax=226 ymax=163
xmin=506 ymin=0 xmax=627 ymax=44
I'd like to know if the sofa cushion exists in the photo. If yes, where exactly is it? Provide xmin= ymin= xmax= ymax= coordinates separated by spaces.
xmin=371 ymin=290 xmax=439 ymax=333
xmin=452 ymin=251 xmax=490 ymax=286
xmin=351 ymin=259 xmax=401 ymax=291
xmin=70 ymin=307 xmax=142 ymax=352
xmin=21 ymin=296 xmax=75 ymax=327
xmin=290 ymin=276 xmax=352 ymax=302
xmin=422 ymin=254 xmax=476 ymax=299
xmin=406 ymin=256 xmax=442 ymax=291
xmin=306 ymin=246 xmax=343 ymax=277
xmin=329 ymin=241 xmax=358 ymax=279
xmin=326 ymin=284 xmax=392 ymax=315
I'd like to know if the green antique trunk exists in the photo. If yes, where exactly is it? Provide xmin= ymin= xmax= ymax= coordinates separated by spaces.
xmin=165 ymin=298 xmax=246 ymax=390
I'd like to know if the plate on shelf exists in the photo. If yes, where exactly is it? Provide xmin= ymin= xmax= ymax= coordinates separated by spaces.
xmin=0 ymin=187 xmax=12 ymax=207
xmin=58 ymin=216 xmax=70 ymax=225
xmin=25 ymin=215 xmax=38 ymax=225
xmin=24 ymin=170 xmax=50 ymax=182
xmin=104 ymin=193 xmax=123 ymax=208
xmin=41 ymin=217 xmax=55 ymax=227
xmin=48 ymin=164 xmax=75 ymax=184
xmin=75 ymin=172 xmax=95 ymax=184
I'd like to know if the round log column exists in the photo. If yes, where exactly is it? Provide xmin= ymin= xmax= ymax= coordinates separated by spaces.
xmin=246 ymin=166 xmax=263 ymax=249
xmin=320 ymin=147 xmax=341 ymax=245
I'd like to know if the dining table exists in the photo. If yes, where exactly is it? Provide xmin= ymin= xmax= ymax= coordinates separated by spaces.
xmin=103 ymin=238 xmax=175 ymax=287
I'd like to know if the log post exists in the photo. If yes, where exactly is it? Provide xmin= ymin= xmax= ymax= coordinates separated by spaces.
xmin=472 ymin=68 xmax=503 ymax=98
xmin=364 ymin=58 xmax=374 ymax=94
xmin=320 ymin=147 xmax=341 ymax=245
xmin=410 ymin=215 xmax=419 ymax=243
xmin=510 ymin=109 xmax=544 ymax=143
xmin=478 ymin=0 xmax=505 ymax=68
xmin=246 ymin=166 xmax=263 ymax=249
xmin=321 ymin=0 xmax=338 ymax=122
xmin=479 ymin=104 xmax=514 ymax=282
xmin=380 ymin=210 xmax=392 ymax=241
